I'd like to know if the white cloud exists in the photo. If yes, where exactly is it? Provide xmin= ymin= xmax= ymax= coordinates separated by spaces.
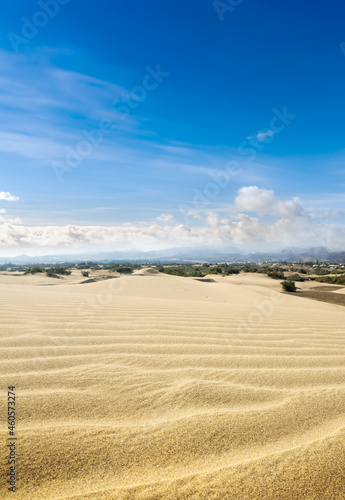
xmin=0 ymin=216 xmax=342 ymax=253
xmin=0 ymin=216 xmax=21 ymax=224
xmin=186 ymin=210 xmax=201 ymax=220
xmin=0 ymin=207 xmax=22 ymax=224
xmin=156 ymin=213 xmax=173 ymax=222
xmin=247 ymin=129 xmax=276 ymax=144
xmin=0 ymin=191 xmax=19 ymax=201
xmin=307 ymin=208 xmax=344 ymax=221
xmin=0 ymin=187 xmax=344 ymax=254
xmin=235 ymin=186 xmax=276 ymax=214
xmin=235 ymin=186 xmax=305 ymax=218
xmin=255 ymin=130 xmax=275 ymax=142
xmin=206 ymin=213 xmax=219 ymax=227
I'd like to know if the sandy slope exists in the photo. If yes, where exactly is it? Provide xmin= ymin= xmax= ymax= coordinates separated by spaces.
xmin=1 ymin=271 xmax=345 ymax=499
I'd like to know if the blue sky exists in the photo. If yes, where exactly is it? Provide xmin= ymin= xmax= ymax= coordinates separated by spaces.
xmin=1 ymin=0 xmax=345 ymax=255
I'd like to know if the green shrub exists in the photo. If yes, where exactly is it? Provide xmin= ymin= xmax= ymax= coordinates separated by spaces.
xmin=116 ymin=267 xmax=133 ymax=274
xmin=242 ymin=265 xmax=259 ymax=273
xmin=222 ymin=266 xmax=240 ymax=275
xmin=313 ymin=267 xmax=330 ymax=275
xmin=289 ymin=273 xmax=306 ymax=282
xmin=267 ymin=269 xmax=285 ymax=279
xmin=298 ymin=268 xmax=307 ymax=274
xmin=24 ymin=266 xmax=45 ymax=275
xmin=46 ymin=270 xmax=59 ymax=278
xmin=49 ymin=266 xmax=71 ymax=275
xmin=281 ymin=280 xmax=297 ymax=292
xmin=46 ymin=266 xmax=71 ymax=277
xmin=81 ymin=271 xmax=89 ymax=277
xmin=316 ymin=274 xmax=345 ymax=285
xmin=209 ymin=266 xmax=223 ymax=274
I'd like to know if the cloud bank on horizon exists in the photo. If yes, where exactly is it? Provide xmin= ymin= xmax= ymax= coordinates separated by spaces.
xmin=0 ymin=186 xmax=343 ymax=256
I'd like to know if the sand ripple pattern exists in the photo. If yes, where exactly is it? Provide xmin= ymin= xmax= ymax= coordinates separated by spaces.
xmin=0 ymin=274 xmax=345 ymax=499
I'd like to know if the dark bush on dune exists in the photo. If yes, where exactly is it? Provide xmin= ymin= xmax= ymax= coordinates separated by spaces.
xmin=267 ymin=269 xmax=285 ymax=280
xmin=313 ymin=267 xmax=331 ymax=275
xmin=46 ymin=270 xmax=59 ymax=278
xmin=50 ymin=267 xmax=72 ymax=275
xmin=24 ymin=267 xmax=45 ymax=275
xmin=219 ymin=265 xmax=240 ymax=275
xmin=116 ymin=267 xmax=133 ymax=274
xmin=281 ymin=280 xmax=297 ymax=292
xmin=46 ymin=266 xmax=72 ymax=277
xmin=242 ymin=265 xmax=259 ymax=273
xmin=289 ymin=273 xmax=306 ymax=282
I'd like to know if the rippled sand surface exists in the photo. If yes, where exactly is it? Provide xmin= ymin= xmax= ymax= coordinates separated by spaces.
xmin=1 ymin=269 xmax=345 ymax=499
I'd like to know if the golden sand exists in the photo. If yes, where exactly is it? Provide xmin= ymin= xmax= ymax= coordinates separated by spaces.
xmin=1 ymin=270 xmax=345 ymax=499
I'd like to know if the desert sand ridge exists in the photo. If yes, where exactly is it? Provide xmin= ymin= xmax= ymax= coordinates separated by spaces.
xmin=1 ymin=271 xmax=345 ymax=499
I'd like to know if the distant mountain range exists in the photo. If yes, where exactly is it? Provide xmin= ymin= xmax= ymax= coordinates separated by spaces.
xmin=1 ymin=246 xmax=345 ymax=265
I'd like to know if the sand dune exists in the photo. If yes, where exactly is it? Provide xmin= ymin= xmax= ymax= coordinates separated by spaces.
xmin=1 ymin=271 xmax=345 ymax=499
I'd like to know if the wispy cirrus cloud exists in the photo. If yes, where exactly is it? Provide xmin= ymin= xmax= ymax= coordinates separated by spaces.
xmin=0 ymin=49 xmax=139 ymax=166
xmin=0 ymin=49 xmax=129 ymax=122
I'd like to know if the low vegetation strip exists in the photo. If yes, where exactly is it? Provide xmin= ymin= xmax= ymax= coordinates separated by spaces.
xmin=315 ymin=274 xmax=345 ymax=285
